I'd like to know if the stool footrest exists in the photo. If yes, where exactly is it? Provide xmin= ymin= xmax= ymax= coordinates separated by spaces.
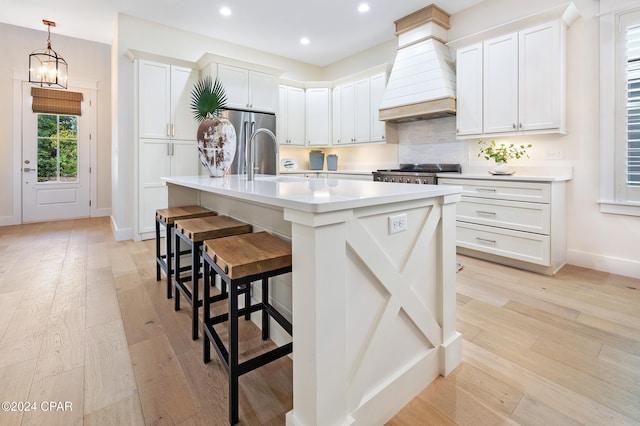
xmin=174 ymin=280 xmax=204 ymax=309
xmin=203 ymin=319 xmax=292 ymax=378
xmin=238 ymin=343 xmax=292 ymax=377
xmin=263 ymin=302 xmax=292 ymax=336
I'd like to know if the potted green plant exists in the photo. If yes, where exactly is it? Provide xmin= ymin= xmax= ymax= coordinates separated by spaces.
xmin=477 ymin=140 xmax=532 ymax=174
xmin=190 ymin=76 xmax=235 ymax=177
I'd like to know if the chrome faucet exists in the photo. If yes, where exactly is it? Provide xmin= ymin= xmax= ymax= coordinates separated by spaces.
xmin=247 ymin=128 xmax=278 ymax=181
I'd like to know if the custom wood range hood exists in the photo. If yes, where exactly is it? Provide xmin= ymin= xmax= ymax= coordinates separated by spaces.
xmin=379 ymin=4 xmax=456 ymax=122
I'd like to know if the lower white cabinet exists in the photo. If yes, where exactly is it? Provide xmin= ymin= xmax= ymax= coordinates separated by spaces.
xmin=438 ymin=177 xmax=567 ymax=275
xmin=139 ymin=139 xmax=199 ymax=236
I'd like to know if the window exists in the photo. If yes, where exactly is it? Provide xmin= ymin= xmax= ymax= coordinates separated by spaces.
xmin=625 ymin=17 xmax=640 ymax=187
xmin=600 ymin=2 xmax=640 ymax=215
xmin=37 ymin=114 xmax=79 ymax=183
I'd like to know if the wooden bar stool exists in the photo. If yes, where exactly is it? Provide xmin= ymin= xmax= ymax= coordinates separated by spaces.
xmin=201 ymin=231 xmax=292 ymax=425
xmin=174 ymin=216 xmax=252 ymax=340
xmin=155 ymin=206 xmax=215 ymax=299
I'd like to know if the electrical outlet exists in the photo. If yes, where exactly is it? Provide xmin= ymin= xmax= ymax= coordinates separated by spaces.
xmin=544 ymin=149 xmax=564 ymax=160
xmin=388 ymin=213 xmax=408 ymax=234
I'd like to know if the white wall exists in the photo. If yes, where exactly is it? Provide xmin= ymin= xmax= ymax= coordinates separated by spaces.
xmin=0 ymin=22 xmax=112 ymax=225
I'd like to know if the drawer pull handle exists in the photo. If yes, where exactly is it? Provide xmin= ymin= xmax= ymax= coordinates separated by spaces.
xmin=476 ymin=237 xmax=496 ymax=244
xmin=476 ymin=210 xmax=496 ymax=216
xmin=477 ymin=188 xmax=496 ymax=192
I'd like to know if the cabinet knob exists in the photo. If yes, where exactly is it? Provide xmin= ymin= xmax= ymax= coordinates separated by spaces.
xmin=519 ymin=123 xmax=523 ymax=129
xmin=512 ymin=123 xmax=516 ymax=129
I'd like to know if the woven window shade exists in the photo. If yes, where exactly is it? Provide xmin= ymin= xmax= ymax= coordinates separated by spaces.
xmin=31 ymin=87 xmax=83 ymax=115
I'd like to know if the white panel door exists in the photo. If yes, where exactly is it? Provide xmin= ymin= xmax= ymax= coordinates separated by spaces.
xmin=332 ymin=86 xmax=341 ymax=144
xmin=170 ymin=66 xmax=199 ymax=141
xmin=218 ymin=64 xmax=249 ymax=109
xmin=249 ymin=71 xmax=276 ymax=112
xmin=370 ymin=73 xmax=387 ymax=141
xmin=354 ymin=77 xmax=371 ymax=142
xmin=519 ymin=21 xmax=561 ymax=131
xmin=483 ymin=32 xmax=518 ymax=134
xmin=22 ymin=84 xmax=91 ymax=223
xmin=339 ymin=82 xmax=355 ymax=143
xmin=286 ymin=86 xmax=306 ymax=146
xmin=171 ymin=140 xmax=199 ymax=176
xmin=306 ymin=88 xmax=330 ymax=146
xmin=139 ymin=139 xmax=171 ymax=232
xmin=139 ymin=60 xmax=171 ymax=139
xmin=456 ymin=43 xmax=484 ymax=136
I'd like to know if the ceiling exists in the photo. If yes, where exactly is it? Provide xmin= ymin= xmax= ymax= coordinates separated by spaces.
xmin=0 ymin=0 xmax=485 ymax=66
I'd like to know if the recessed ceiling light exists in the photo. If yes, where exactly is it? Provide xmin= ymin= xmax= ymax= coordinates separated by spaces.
xmin=300 ymin=37 xmax=310 ymax=45
xmin=220 ymin=7 xmax=231 ymax=16
xmin=358 ymin=3 xmax=370 ymax=13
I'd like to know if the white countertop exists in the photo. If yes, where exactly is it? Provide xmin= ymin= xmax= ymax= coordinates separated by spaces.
xmin=280 ymin=169 xmax=372 ymax=175
xmin=437 ymin=166 xmax=573 ymax=182
xmin=164 ymin=174 xmax=462 ymax=213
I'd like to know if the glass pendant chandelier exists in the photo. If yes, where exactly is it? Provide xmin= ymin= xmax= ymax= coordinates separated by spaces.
xmin=29 ymin=20 xmax=68 ymax=89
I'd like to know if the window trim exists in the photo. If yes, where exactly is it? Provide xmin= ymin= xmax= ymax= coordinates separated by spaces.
xmin=599 ymin=1 xmax=640 ymax=216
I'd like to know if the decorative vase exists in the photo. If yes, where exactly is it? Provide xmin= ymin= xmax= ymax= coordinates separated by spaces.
xmin=492 ymin=161 xmax=509 ymax=174
xmin=197 ymin=114 xmax=236 ymax=177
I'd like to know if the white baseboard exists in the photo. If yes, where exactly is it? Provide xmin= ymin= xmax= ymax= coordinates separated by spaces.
xmin=567 ymin=249 xmax=640 ymax=279
xmin=110 ymin=216 xmax=133 ymax=241
xmin=0 ymin=215 xmax=20 ymax=227
xmin=92 ymin=207 xmax=112 ymax=218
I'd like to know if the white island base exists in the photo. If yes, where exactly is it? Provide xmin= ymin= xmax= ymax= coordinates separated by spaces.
xmin=164 ymin=175 xmax=462 ymax=425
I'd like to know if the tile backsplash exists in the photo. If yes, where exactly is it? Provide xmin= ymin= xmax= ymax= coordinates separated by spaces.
xmin=397 ymin=116 xmax=467 ymax=164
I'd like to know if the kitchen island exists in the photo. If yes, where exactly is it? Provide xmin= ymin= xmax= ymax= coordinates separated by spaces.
xmin=163 ymin=174 xmax=462 ymax=425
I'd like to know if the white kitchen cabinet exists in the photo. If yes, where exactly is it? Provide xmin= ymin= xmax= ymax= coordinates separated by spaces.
xmin=138 ymin=61 xmax=198 ymax=140
xmin=306 ymin=87 xmax=331 ymax=146
xmin=370 ymin=72 xmax=387 ymax=142
xmin=438 ymin=176 xmax=566 ymax=275
xmin=137 ymin=60 xmax=200 ymax=238
xmin=483 ymin=32 xmax=519 ymax=134
xmin=332 ymin=86 xmax=341 ymax=145
xmin=354 ymin=77 xmax=371 ymax=142
xmin=455 ymin=19 xmax=568 ymax=138
xmin=278 ymin=85 xmax=306 ymax=146
xmin=335 ymin=72 xmax=386 ymax=144
xmin=456 ymin=43 xmax=483 ymax=136
xmin=217 ymin=64 xmax=277 ymax=112
xmin=338 ymin=81 xmax=356 ymax=144
xmin=518 ymin=22 xmax=563 ymax=132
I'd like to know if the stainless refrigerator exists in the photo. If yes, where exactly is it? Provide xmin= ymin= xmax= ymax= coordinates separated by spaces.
xmin=221 ymin=109 xmax=277 ymax=176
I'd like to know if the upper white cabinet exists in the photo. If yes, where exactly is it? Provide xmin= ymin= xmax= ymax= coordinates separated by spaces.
xmin=518 ymin=22 xmax=563 ymax=132
xmin=456 ymin=43 xmax=484 ymax=136
xmin=139 ymin=61 xmax=198 ymax=140
xmin=483 ymin=32 xmax=519 ymax=134
xmin=217 ymin=64 xmax=277 ymax=112
xmin=454 ymin=11 xmax=575 ymax=138
xmin=306 ymin=87 xmax=331 ymax=146
xmin=278 ymin=85 xmax=306 ymax=146
xmin=370 ymin=72 xmax=387 ymax=142
xmin=335 ymin=71 xmax=387 ymax=145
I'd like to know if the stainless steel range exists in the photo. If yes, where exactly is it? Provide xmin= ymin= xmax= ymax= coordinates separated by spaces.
xmin=372 ymin=163 xmax=462 ymax=184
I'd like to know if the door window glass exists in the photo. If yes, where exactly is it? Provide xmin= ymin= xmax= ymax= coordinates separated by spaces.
xmin=37 ymin=114 xmax=78 ymax=182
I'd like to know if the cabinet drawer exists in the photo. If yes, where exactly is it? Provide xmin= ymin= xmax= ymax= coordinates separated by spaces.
xmin=439 ymin=178 xmax=550 ymax=203
xmin=456 ymin=222 xmax=550 ymax=266
xmin=457 ymin=197 xmax=550 ymax=234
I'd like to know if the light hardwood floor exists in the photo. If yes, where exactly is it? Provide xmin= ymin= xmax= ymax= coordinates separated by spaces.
xmin=0 ymin=217 xmax=638 ymax=425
